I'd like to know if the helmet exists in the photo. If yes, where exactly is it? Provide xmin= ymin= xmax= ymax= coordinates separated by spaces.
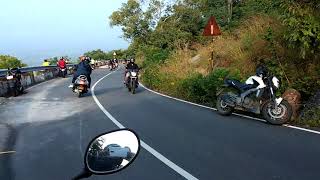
xmin=130 ymin=58 xmax=135 ymax=63
xmin=256 ymin=65 xmax=268 ymax=77
xmin=79 ymin=55 xmax=86 ymax=61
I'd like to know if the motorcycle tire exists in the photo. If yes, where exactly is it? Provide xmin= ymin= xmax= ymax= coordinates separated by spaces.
xmin=262 ymin=99 xmax=292 ymax=125
xmin=132 ymin=81 xmax=136 ymax=94
xmin=216 ymin=93 xmax=234 ymax=115
xmin=13 ymin=88 xmax=18 ymax=97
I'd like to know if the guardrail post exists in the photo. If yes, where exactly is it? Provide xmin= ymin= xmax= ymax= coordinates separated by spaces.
xmin=0 ymin=81 xmax=6 ymax=97
xmin=30 ymin=71 xmax=36 ymax=85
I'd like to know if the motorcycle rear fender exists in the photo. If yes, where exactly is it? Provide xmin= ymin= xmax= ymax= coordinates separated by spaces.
xmin=275 ymin=97 xmax=283 ymax=106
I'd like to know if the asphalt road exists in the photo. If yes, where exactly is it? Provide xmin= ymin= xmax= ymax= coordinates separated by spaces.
xmin=0 ymin=66 xmax=319 ymax=180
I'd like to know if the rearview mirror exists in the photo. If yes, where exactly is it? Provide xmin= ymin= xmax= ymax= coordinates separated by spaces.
xmin=73 ymin=129 xmax=140 ymax=180
xmin=86 ymin=129 xmax=140 ymax=174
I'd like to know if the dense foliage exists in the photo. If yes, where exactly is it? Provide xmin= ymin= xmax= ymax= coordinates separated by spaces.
xmin=83 ymin=49 xmax=131 ymax=60
xmin=0 ymin=55 xmax=26 ymax=69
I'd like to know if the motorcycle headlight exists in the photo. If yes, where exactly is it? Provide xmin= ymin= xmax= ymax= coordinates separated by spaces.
xmin=272 ymin=76 xmax=280 ymax=89
xmin=131 ymin=72 xmax=137 ymax=77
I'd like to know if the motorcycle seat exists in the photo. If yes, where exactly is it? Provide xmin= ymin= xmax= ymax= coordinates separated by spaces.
xmin=225 ymin=79 xmax=254 ymax=92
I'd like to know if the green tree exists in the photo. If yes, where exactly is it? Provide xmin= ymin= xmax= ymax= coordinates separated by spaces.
xmin=88 ymin=138 xmax=105 ymax=156
xmin=84 ymin=49 xmax=108 ymax=60
xmin=0 ymin=55 xmax=27 ymax=69
xmin=110 ymin=0 xmax=152 ymax=41
xmin=281 ymin=0 xmax=320 ymax=59
xmin=48 ymin=57 xmax=59 ymax=65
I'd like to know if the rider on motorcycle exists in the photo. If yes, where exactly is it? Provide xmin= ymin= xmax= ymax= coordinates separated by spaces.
xmin=124 ymin=58 xmax=139 ymax=84
xmin=57 ymin=57 xmax=67 ymax=69
xmin=57 ymin=57 xmax=67 ymax=77
xmin=69 ymin=56 xmax=92 ymax=89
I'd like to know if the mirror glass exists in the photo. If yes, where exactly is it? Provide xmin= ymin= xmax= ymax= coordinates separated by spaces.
xmin=85 ymin=129 xmax=140 ymax=174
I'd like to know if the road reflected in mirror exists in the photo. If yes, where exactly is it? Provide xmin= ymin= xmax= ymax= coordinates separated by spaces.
xmin=85 ymin=129 xmax=140 ymax=174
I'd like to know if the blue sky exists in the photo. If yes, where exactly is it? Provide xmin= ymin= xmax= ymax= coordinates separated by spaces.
xmin=0 ymin=0 xmax=129 ymax=65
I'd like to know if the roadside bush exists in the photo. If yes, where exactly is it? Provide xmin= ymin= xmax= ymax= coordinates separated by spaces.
xmin=179 ymin=68 xmax=239 ymax=106
xmin=295 ymin=106 xmax=320 ymax=127
xmin=141 ymin=46 xmax=170 ymax=67
xmin=180 ymin=73 xmax=207 ymax=103
xmin=141 ymin=63 xmax=163 ymax=89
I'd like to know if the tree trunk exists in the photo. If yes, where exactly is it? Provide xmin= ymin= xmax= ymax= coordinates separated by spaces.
xmin=227 ymin=0 xmax=233 ymax=24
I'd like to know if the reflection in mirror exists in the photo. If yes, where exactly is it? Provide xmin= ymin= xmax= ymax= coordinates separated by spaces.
xmin=86 ymin=129 xmax=139 ymax=174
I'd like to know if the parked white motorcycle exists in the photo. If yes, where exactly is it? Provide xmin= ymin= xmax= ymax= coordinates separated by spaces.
xmin=216 ymin=66 xmax=292 ymax=125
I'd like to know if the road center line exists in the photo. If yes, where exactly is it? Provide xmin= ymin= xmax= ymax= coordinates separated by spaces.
xmin=91 ymin=70 xmax=199 ymax=180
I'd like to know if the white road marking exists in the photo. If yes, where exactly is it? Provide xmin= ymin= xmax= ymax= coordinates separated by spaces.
xmin=0 ymin=151 xmax=15 ymax=155
xmin=283 ymin=125 xmax=320 ymax=135
xmin=79 ymin=118 xmax=84 ymax=157
xmin=92 ymin=71 xmax=199 ymax=180
xmin=140 ymin=84 xmax=320 ymax=135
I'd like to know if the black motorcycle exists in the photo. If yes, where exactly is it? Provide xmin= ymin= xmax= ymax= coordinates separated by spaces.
xmin=109 ymin=60 xmax=115 ymax=71
xmin=216 ymin=68 xmax=292 ymax=125
xmin=126 ymin=69 xmax=139 ymax=94
xmin=6 ymin=68 xmax=24 ymax=96
xmin=59 ymin=66 xmax=67 ymax=78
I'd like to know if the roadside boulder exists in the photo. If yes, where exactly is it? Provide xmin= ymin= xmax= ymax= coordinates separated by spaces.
xmin=282 ymin=88 xmax=301 ymax=120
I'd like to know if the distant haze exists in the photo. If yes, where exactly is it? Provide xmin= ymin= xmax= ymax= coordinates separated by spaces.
xmin=0 ymin=0 xmax=129 ymax=66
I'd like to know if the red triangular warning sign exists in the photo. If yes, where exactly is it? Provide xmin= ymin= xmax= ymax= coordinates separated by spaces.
xmin=203 ymin=16 xmax=221 ymax=36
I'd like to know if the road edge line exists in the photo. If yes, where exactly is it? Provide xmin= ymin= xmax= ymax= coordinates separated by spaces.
xmin=0 ymin=151 xmax=15 ymax=155
xmin=140 ymin=84 xmax=320 ymax=135
xmin=91 ymin=71 xmax=199 ymax=180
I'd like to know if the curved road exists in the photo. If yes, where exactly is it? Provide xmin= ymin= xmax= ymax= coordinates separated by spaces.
xmin=0 ymin=66 xmax=319 ymax=180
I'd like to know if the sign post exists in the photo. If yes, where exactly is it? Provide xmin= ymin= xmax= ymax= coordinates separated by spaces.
xmin=202 ymin=16 xmax=221 ymax=73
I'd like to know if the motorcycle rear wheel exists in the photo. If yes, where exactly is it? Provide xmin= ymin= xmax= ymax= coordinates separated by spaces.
xmin=216 ymin=93 xmax=234 ymax=115
xmin=132 ymin=81 xmax=136 ymax=94
xmin=262 ymin=100 xmax=292 ymax=125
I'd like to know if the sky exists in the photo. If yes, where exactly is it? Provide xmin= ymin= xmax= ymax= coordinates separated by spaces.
xmin=0 ymin=0 xmax=129 ymax=66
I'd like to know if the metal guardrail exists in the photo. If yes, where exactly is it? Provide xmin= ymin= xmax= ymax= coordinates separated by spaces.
xmin=0 ymin=64 xmax=77 ymax=77
xmin=0 ymin=59 xmax=114 ymax=77
xmin=0 ymin=61 xmax=109 ymax=97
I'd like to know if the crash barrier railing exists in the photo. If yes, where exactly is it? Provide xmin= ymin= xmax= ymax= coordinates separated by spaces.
xmin=0 ymin=61 xmax=108 ymax=97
